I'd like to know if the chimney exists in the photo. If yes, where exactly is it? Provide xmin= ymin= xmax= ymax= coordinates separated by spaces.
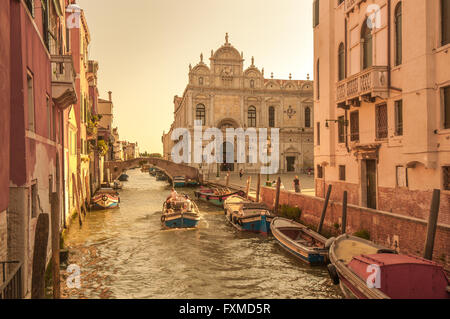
xmin=108 ymin=91 xmax=112 ymax=102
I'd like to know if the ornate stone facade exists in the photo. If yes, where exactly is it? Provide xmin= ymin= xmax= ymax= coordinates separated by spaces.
xmin=162 ymin=35 xmax=314 ymax=174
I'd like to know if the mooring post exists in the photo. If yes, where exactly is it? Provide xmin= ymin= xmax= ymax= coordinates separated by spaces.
xmin=256 ymin=174 xmax=261 ymax=202
xmin=85 ymin=174 xmax=91 ymax=206
xmin=51 ymin=193 xmax=60 ymax=299
xmin=77 ymin=174 xmax=87 ymax=216
xmin=226 ymin=172 xmax=230 ymax=188
xmin=274 ymin=177 xmax=281 ymax=215
xmin=317 ymin=184 xmax=332 ymax=234
xmin=424 ymin=189 xmax=440 ymax=261
xmin=246 ymin=176 xmax=251 ymax=199
xmin=31 ymin=213 xmax=49 ymax=299
xmin=342 ymin=191 xmax=348 ymax=234
xmin=72 ymin=173 xmax=83 ymax=226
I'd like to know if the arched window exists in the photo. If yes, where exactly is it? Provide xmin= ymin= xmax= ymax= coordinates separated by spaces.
xmin=269 ymin=106 xmax=275 ymax=128
xmin=338 ymin=42 xmax=345 ymax=81
xmin=250 ymin=79 xmax=255 ymax=88
xmin=362 ymin=20 xmax=373 ymax=69
xmin=199 ymin=77 xmax=204 ymax=85
xmin=248 ymin=106 xmax=256 ymax=127
xmin=395 ymin=2 xmax=402 ymax=66
xmin=196 ymin=104 xmax=206 ymax=125
xmin=305 ymin=107 xmax=311 ymax=128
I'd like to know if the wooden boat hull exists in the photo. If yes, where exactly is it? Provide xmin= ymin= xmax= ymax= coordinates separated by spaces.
xmin=92 ymin=193 xmax=119 ymax=210
xmin=194 ymin=190 xmax=245 ymax=207
xmin=161 ymin=213 xmax=200 ymax=229
xmin=225 ymin=212 xmax=272 ymax=235
xmin=271 ymin=218 xmax=329 ymax=266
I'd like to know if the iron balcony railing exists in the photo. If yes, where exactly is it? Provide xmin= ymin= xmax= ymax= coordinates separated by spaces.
xmin=336 ymin=65 xmax=389 ymax=105
xmin=0 ymin=261 xmax=23 ymax=299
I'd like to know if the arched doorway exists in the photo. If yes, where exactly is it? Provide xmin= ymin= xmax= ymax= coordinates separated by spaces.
xmin=221 ymin=142 xmax=235 ymax=172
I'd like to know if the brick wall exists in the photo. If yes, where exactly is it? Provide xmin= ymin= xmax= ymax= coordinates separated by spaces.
xmin=261 ymin=187 xmax=450 ymax=270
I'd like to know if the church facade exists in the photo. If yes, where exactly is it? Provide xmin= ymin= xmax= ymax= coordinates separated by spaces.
xmin=162 ymin=35 xmax=314 ymax=175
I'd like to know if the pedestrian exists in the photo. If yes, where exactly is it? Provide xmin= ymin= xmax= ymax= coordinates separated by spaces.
xmin=239 ymin=168 xmax=244 ymax=180
xmin=293 ymin=176 xmax=301 ymax=193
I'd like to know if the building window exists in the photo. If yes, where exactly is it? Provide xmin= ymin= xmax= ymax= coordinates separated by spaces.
xmin=25 ymin=0 xmax=34 ymax=16
xmin=250 ymin=79 xmax=255 ymax=88
xmin=376 ymin=104 xmax=388 ymax=139
xmin=31 ymin=181 xmax=37 ymax=218
xmin=395 ymin=2 xmax=402 ymax=66
xmin=362 ymin=20 xmax=373 ymax=70
xmin=338 ymin=116 xmax=345 ymax=143
xmin=46 ymin=96 xmax=51 ymax=139
xmin=52 ymin=106 xmax=57 ymax=141
xmin=350 ymin=111 xmax=360 ymax=141
xmin=395 ymin=100 xmax=403 ymax=136
xmin=444 ymin=166 xmax=450 ymax=190
xmin=396 ymin=166 xmax=408 ymax=187
xmin=442 ymin=0 xmax=450 ymax=46
xmin=317 ymin=122 xmax=321 ymax=145
xmin=199 ymin=77 xmax=203 ymax=85
xmin=305 ymin=107 xmax=311 ymax=128
xmin=196 ymin=104 xmax=206 ymax=126
xmin=42 ymin=0 xmax=49 ymax=49
xmin=27 ymin=73 xmax=35 ymax=132
xmin=444 ymin=86 xmax=450 ymax=129
xmin=338 ymin=42 xmax=345 ymax=81
xmin=339 ymin=165 xmax=346 ymax=181
xmin=248 ymin=106 xmax=256 ymax=127
xmin=313 ymin=0 xmax=320 ymax=27
xmin=316 ymin=59 xmax=320 ymax=99
xmin=269 ymin=106 xmax=275 ymax=128
xmin=317 ymin=165 xmax=323 ymax=178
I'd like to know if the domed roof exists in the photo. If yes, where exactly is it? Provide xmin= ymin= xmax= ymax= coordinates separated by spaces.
xmin=211 ymin=33 xmax=243 ymax=62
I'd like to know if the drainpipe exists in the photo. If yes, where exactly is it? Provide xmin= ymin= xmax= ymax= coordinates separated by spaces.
xmin=61 ymin=109 xmax=67 ymax=229
xmin=345 ymin=17 xmax=350 ymax=153
xmin=388 ymin=0 xmax=391 ymax=92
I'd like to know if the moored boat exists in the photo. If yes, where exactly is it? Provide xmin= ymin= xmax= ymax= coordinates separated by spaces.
xmin=92 ymin=189 xmax=120 ymax=210
xmin=271 ymin=217 xmax=329 ymax=265
xmin=194 ymin=187 xmax=245 ymax=207
xmin=156 ymin=173 xmax=168 ymax=181
xmin=162 ymin=195 xmax=200 ymax=229
xmin=224 ymin=195 xmax=274 ymax=235
xmin=327 ymin=234 xmax=450 ymax=299
xmin=173 ymin=176 xmax=186 ymax=188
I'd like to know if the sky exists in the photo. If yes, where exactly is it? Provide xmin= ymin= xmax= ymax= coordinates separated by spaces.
xmin=78 ymin=0 xmax=314 ymax=154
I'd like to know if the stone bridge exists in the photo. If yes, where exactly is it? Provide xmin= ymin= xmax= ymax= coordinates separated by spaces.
xmin=104 ymin=158 xmax=203 ymax=183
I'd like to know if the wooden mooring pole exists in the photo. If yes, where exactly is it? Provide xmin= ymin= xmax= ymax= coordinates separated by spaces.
xmin=31 ymin=213 xmax=49 ymax=299
xmin=77 ymin=173 xmax=87 ymax=216
xmin=256 ymin=174 xmax=261 ymax=202
xmin=424 ymin=189 xmax=440 ymax=261
xmin=317 ymin=185 xmax=332 ymax=234
xmin=72 ymin=173 xmax=83 ymax=226
xmin=226 ymin=172 xmax=230 ymax=188
xmin=342 ymin=191 xmax=348 ymax=234
xmin=245 ymin=176 xmax=251 ymax=199
xmin=51 ymin=193 xmax=60 ymax=299
xmin=274 ymin=177 xmax=281 ymax=215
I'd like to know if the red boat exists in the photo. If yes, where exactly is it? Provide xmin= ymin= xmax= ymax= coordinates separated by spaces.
xmin=328 ymin=234 xmax=449 ymax=299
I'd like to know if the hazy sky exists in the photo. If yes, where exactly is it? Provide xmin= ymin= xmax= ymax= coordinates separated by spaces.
xmin=78 ymin=0 xmax=314 ymax=154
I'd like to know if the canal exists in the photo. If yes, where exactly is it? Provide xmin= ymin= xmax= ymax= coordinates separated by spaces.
xmin=60 ymin=169 xmax=343 ymax=299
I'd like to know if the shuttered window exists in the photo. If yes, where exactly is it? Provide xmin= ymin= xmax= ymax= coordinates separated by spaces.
xmin=444 ymin=86 xmax=450 ymax=129
xmin=444 ymin=167 xmax=450 ymax=190
xmin=338 ymin=116 xmax=345 ymax=143
xmin=395 ymin=100 xmax=403 ymax=136
xmin=376 ymin=104 xmax=388 ymax=139
xmin=350 ymin=111 xmax=360 ymax=141
xmin=313 ymin=0 xmax=320 ymax=28
xmin=442 ymin=0 xmax=450 ymax=46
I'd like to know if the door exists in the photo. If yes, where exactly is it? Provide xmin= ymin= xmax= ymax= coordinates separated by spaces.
xmin=286 ymin=157 xmax=296 ymax=172
xmin=366 ymin=160 xmax=377 ymax=209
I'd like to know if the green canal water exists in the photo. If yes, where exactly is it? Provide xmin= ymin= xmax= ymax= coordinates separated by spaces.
xmin=61 ymin=169 xmax=343 ymax=299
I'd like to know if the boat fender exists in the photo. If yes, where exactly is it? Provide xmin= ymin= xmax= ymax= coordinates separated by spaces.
xmin=327 ymin=264 xmax=340 ymax=285
xmin=376 ymin=249 xmax=398 ymax=254
xmin=161 ymin=215 xmax=166 ymax=223
xmin=325 ymin=237 xmax=336 ymax=249
xmin=102 ymin=195 xmax=108 ymax=202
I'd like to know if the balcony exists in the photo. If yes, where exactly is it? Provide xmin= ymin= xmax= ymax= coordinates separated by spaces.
xmin=336 ymin=66 xmax=389 ymax=106
xmin=51 ymin=55 xmax=78 ymax=110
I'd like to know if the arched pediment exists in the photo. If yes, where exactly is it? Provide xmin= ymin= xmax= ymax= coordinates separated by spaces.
xmin=265 ymin=80 xmax=281 ymax=90
xmin=216 ymin=118 xmax=240 ymax=129
xmin=192 ymin=64 xmax=210 ymax=74
xmin=244 ymin=67 xmax=262 ymax=78
xmin=282 ymin=81 xmax=299 ymax=90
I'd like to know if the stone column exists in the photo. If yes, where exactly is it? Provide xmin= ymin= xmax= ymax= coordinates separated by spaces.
xmin=209 ymin=94 xmax=215 ymax=127
xmin=188 ymin=92 xmax=193 ymax=127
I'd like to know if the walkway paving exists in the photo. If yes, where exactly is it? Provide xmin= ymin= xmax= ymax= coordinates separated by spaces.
xmin=204 ymin=172 xmax=316 ymax=197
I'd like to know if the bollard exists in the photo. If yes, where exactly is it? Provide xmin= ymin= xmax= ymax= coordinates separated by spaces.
xmin=317 ymin=185 xmax=332 ymax=234
xmin=424 ymin=189 xmax=440 ymax=260
xmin=342 ymin=191 xmax=348 ymax=234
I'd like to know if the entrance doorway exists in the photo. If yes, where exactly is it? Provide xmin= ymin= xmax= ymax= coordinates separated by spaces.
xmin=286 ymin=157 xmax=296 ymax=172
xmin=221 ymin=142 xmax=234 ymax=172
xmin=365 ymin=159 xmax=377 ymax=209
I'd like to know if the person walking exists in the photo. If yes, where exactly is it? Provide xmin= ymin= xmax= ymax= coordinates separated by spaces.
xmin=239 ymin=168 xmax=244 ymax=180
xmin=293 ymin=176 xmax=301 ymax=193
